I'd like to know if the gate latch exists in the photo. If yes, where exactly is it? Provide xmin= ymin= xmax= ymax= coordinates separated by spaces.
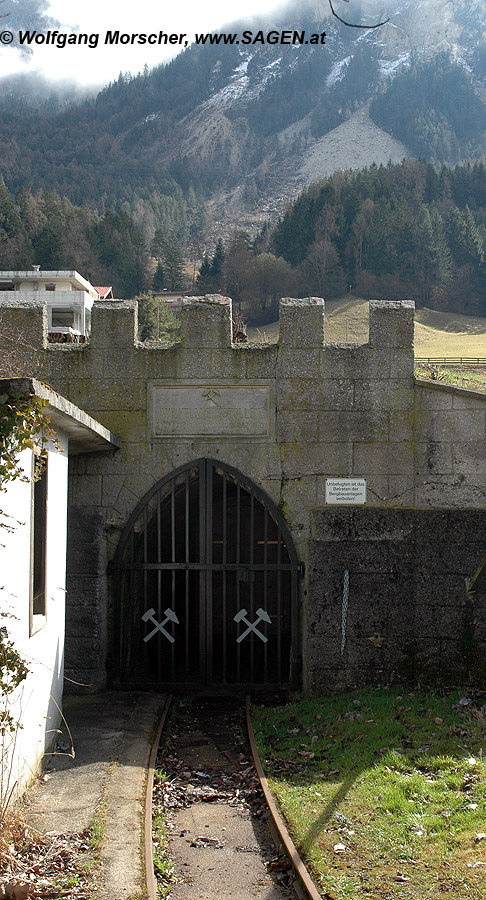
xmin=237 ymin=568 xmax=255 ymax=583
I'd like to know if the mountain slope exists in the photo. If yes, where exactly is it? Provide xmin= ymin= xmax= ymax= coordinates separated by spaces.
xmin=1 ymin=0 xmax=486 ymax=239
xmin=300 ymin=105 xmax=409 ymax=183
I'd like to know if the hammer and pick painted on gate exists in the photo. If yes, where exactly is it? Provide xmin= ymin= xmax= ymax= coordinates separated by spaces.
xmin=141 ymin=606 xmax=272 ymax=644
xmin=234 ymin=608 xmax=271 ymax=643
xmin=142 ymin=607 xmax=179 ymax=643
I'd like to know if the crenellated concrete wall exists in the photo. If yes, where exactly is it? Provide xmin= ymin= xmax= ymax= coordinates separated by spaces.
xmin=1 ymin=295 xmax=485 ymax=692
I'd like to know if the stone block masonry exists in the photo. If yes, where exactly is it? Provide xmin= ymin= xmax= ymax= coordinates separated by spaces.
xmin=2 ymin=295 xmax=485 ymax=693
xmin=308 ymin=508 xmax=486 ymax=693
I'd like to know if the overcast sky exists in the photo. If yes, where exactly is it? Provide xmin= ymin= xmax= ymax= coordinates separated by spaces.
xmin=0 ymin=0 xmax=289 ymax=86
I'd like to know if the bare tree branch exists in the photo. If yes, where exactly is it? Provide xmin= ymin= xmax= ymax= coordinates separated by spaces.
xmin=328 ymin=0 xmax=390 ymax=30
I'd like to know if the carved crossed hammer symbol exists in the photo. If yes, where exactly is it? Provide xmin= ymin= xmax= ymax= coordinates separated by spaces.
xmin=142 ymin=607 xmax=179 ymax=643
xmin=234 ymin=607 xmax=271 ymax=643
xmin=202 ymin=388 xmax=220 ymax=406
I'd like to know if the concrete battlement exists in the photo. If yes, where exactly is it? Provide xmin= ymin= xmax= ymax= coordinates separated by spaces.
xmin=2 ymin=293 xmax=483 ymax=522
xmin=0 ymin=295 xmax=415 ymax=354
xmin=95 ymin=295 xmax=415 ymax=352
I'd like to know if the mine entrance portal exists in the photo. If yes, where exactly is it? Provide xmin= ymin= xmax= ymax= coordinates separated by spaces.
xmin=114 ymin=459 xmax=300 ymax=690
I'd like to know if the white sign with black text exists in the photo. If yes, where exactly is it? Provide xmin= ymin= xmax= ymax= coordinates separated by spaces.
xmin=325 ymin=478 xmax=367 ymax=505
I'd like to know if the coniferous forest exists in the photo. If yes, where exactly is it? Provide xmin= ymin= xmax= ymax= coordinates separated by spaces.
xmin=1 ymin=8 xmax=486 ymax=323
xmin=270 ymin=158 xmax=486 ymax=319
xmin=1 ymin=158 xmax=486 ymax=320
xmin=370 ymin=53 xmax=486 ymax=165
xmin=0 ymin=181 xmax=148 ymax=297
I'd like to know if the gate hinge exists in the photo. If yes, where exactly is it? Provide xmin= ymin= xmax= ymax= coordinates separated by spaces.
xmin=298 ymin=562 xmax=305 ymax=578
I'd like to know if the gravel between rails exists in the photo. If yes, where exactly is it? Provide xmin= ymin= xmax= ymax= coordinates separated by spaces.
xmin=153 ymin=697 xmax=299 ymax=900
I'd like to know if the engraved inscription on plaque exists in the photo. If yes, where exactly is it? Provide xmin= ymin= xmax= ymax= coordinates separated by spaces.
xmin=152 ymin=384 xmax=271 ymax=438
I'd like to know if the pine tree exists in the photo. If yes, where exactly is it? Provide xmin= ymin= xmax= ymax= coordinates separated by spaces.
xmin=136 ymin=294 xmax=180 ymax=341
xmin=152 ymin=260 xmax=165 ymax=291
xmin=447 ymin=205 xmax=484 ymax=268
xmin=447 ymin=206 xmax=485 ymax=314
xmin=151 ymin=228 xmax=165 ymax=260
xmin=195 ymin=252 xmax=212 ymax=293
xmin=136 ymin=293 xmax=158 ymax=341
xmin=162 ymin=233 xmax=185 ymax=291
xmin=209 ymin=239 xmax=225 ymax=289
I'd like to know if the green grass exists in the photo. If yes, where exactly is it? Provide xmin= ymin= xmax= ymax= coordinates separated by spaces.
xmin=415 ymin=364 xmax=486 ymax=392
xmin=152 ymin=771 xmax=179 ymax=898
xmin=153 ymin=811 xmax=178 ymax=898
xmin=153 ymin=814 xmax=178 ymax=897
xmin=89 ymin=797 xmax=107 ymax=852
xmin=252 ymin=689 xmax=486 ymax=900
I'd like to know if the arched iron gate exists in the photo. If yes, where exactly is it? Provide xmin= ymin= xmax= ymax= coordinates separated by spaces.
xmin=112 ymin=458 xmax=301 ymax=690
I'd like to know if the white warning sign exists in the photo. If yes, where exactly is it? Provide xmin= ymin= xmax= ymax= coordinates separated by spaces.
xmin=325 ymin=478 xmax=367 ymax=505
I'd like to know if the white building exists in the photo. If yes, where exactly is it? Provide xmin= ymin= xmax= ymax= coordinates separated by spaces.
xmin=0 ymin=378 xmax=119 ymax=802
xmin=0 ymin=270 xmax=103 ymax=340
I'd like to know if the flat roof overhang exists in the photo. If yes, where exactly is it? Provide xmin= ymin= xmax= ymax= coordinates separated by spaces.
xmin=0 ymin=378 xmax=121 ymax=455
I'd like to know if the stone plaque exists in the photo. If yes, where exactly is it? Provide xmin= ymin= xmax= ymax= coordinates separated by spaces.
xmin=152 ymin=384 xmax=271 ymax=438
xmin=325 ymin=478 xmax=367 ymax=505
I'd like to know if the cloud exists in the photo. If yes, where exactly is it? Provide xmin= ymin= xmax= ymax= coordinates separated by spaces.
xmin=1 ymin=0 xmax=342 ymax=87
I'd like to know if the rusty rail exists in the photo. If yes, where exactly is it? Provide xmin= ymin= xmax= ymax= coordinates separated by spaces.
xmin=145 ymin=694 xmax=173 ymax=900
xmin=246 ymin=696 xmax=327 ymax=900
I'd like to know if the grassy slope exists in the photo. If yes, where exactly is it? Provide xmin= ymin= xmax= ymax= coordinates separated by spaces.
xmin=253 ymin=689 xmax=486 ymax=900
xmin=247 ymin=298 xmax=486 ymax=358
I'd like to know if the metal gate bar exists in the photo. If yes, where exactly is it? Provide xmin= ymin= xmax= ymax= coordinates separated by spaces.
xmin=184 ymin=471 xmax=190 ymax=682
xmin=236 ymin=478 xmax=241 ymax=684
xmin=263 ymin=507 xmax=268 ymax=684
xmin=121 ymin=562 xmax=298 ymax=571
xmin=277 ymin=523 xmax=282 ymax=678
xmin=250 ymin=487 xmax=255 ymax=683
xmin=205 ymin=459 xmax=213 ymax=686
xmin=222 ymin=471 xmax=227 ymax=683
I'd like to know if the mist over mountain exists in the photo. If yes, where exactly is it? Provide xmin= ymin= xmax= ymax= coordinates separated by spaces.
xmin=0 ymin=0 xmax=486 ymax=244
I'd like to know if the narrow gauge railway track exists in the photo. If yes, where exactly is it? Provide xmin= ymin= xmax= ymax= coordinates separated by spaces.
xmin=146 ymin=696 xmax=324 ymax=900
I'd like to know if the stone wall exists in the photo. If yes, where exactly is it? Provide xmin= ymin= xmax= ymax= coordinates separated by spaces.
xmin=1 ymin=296 xmax=485 ymax=692
xmin=307 ymin=508 xmax=486 ymax=694
xmin=414 ymin=379 xmax=486 ymax=508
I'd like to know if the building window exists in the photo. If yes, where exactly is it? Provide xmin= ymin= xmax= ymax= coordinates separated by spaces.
xmin=31 ymin=453 xmax=48 ymax=631
xmin=45 ymin=283 xmax=56 ymax=291
xmin=51 ymin=308 xmax=75 ymax=328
